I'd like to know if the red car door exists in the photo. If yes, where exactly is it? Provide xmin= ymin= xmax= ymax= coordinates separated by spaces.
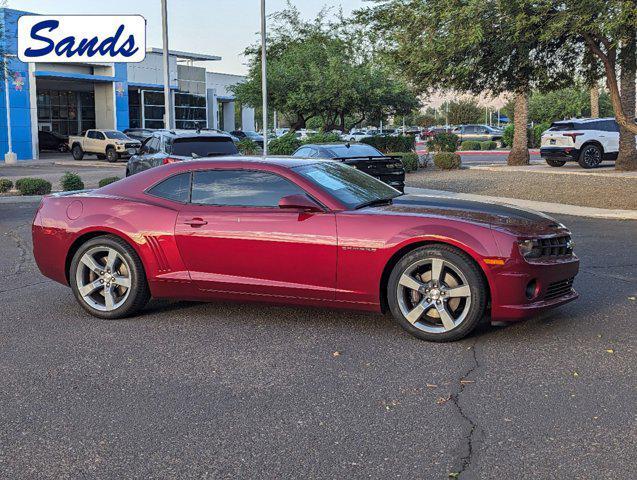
xmin=174 ymin=168 xmax=337 ymax=300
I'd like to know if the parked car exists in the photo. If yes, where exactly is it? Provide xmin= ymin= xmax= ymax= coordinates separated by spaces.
xmin=38 ymin=130 xmax=68 ymax=152
xmin=32 ymin=157 xmax=579 ymax=342
xmin=294 ymin=129 xmax=318 ymax=140
xmin=126 ymin=130 xmax=239 ymax=176
xmin=451 ymin=124 xmax=503 ymax=144
xmin=123 ymin=128 xmax=155 ymax=142
xmin=69 ymin=130 xmax=141 ymax=163
xmin=230 ymin=130 xmax=264 ymax=147
xmin=343 ymin=129 xmax=375 ymax=142
xmin=205 ymin=128 xmax=240 ymax=143
xmin=292 ymin=142 xmax=405 ymax=192
xmin=540 ymin=117 xmax=632 ymax=168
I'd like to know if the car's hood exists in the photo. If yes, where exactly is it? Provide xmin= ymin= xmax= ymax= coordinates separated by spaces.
xmin=369 ymin=195 xmax=565 ymax=236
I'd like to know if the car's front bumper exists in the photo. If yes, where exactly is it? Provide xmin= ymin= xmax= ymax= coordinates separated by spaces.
xmin=540 ymin=147 xmax=579 ymax=160
xmin=489 ymin=256 xmax=580 ymax=321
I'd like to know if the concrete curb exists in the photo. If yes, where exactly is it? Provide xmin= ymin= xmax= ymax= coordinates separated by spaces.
xmin=53 ymin=161 xmax=124 ymax=168
xmin=466 ymin=164 xmax=637 ymax=178
xmin=0 ymin=194 xmax=42 ymax=204
xmin=405 ymin=187 xmax=637 ymax=220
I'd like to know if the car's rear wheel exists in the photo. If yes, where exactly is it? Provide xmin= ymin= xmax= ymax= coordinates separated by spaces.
xmin=72 ymin=145 xmax=84 ymax=160
xmin=387 ymin=245 xmax=487 ymax=342
xmin=578 ymin=144 xmax=602 ymax=168
xmin=70 ymin=235 xmax=150 ymax=319
xmin=106 ymin=147 xmax=118 ymax=163
xmin=546 ymin=158 xmax=566 ymax=167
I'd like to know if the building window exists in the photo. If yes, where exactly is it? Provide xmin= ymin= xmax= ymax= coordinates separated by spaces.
xmin=37 ymin=89 xmax=94 ymax=135
xmin=175 ymin=92 xmax=206 ymax=130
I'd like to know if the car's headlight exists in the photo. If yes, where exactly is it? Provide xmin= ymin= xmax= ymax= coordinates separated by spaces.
xmin=517 ymin=239 xmax=541 ymax=259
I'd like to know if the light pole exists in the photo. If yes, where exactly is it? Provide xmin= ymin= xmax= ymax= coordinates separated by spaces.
xmin=160 ymin=0 xmax=173 ymax=130
xmin=3 ymin=55 xmax=17 ymax=164
xmin=260 ymin=0 xmax=268 ymax=155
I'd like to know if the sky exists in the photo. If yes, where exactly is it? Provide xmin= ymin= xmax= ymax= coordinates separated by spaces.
xmin=6 ymin=0 xmax=365 ymax=75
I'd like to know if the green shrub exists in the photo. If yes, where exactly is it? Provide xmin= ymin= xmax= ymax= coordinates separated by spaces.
xmin=460 ymin=140 xmax=482 ymax=151
xmin=0 ymin=178 xmax=12 ymax=193
xmin=60 ymin=172 xmax=84 ymax=191
xmin=502 ymin=125 xmax=514 ymax=147
xmin=237 ymin=138 xmax=262 ymax=155
xmin=98 ymin=176 xmax=121 ymax=187
xmin=303 ymin=131 xmax=342 ymax=144
xmin=426 ymin=132 xmax=458 ymax=153
xmin=268 ymin=132 xmax=302 ymax=155
xmin=433 ymin=152 xmax=462 ymax=170
xmin=480 ymin=141 xmax=498 ymax=150
xmin=16 ymin=178 xmax=52 ymax=195
xmin=360 ymin=135 xmax=415 ymax=153
xmin=532 ymin=122 xmax=550 ymax=148
xmin=389 ymin=152 xmax=419 ymax=173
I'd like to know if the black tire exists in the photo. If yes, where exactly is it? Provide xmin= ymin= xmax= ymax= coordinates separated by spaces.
xmin=69 ymin=235 xmax=150 ymax=319
xmin=96 ymin=154 xmax=106 ymax=160
xmin=546 ymin=158 xmax=566 ymax=167
xmin=58 ymin=143 xmax=69 ymax=153
xmin=387 ymin=244 xmax=487 ymax=342
xmin=578 ymin=144 xmax=603 ymax=169
xmin=105 ymin=147 xmax=118 ymax=163
xmin=72 ymin=144 xmax=84 ymax=160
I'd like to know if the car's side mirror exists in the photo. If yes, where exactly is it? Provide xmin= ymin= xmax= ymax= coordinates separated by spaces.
xmin=278 ymin=194 xmax=323 ymax=212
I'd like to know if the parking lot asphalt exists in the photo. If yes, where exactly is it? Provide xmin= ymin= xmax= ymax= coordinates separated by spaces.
xmin=1 ymin=201 xmax=635 ymax=479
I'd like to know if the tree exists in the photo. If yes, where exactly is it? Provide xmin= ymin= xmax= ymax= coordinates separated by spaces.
xmin=357 ymin=0 xmax=578 ymax=166
xmin=502 ymin=87 xmax=614 ymax=124
xmin=444 ymin=99 xmax=482 ymax=125
xmin=232 ymin=5 xmax=419 ymax=132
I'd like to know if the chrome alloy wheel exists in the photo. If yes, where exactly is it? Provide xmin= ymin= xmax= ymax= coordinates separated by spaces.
xmin=396 ymin=258 xmax=472 ymax=333
xmin=582 ymin=145 xmax=601 ymax=167
xmin=75 ymin=246 xmax=132 ymax=312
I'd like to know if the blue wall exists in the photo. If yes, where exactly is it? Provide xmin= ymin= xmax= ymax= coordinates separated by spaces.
xmin=0 ymin=9 xmax=35 ymax=160
xmin=114 ymin=63 xmax=129 ymax=131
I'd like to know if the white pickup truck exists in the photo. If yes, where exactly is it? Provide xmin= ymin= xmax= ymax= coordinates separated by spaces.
xmin=69 ymin=129 xmax=141 ymax=163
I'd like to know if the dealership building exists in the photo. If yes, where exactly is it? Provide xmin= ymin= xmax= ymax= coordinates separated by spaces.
xmin=0 ymin=8 xmax=255 ymax=160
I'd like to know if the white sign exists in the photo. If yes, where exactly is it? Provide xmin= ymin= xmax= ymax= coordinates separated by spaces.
xmin=17 ymin=15 xmax=146 ymax=63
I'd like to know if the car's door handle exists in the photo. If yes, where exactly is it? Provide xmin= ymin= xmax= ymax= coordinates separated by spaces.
xmin=183 ymin=217 xmax=208 ymax=227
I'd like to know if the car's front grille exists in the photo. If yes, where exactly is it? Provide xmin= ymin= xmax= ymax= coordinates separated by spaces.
xmin=545 ymin=277 xmax=575 ymax=300
xmin=538 ymin=235 xmax=572 ymax=257
xmin=125 ymin=143 xmax=139 ymax=149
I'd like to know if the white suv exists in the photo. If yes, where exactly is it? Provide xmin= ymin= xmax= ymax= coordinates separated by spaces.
xmin=540 ymin=118 xmax=624 ymax=169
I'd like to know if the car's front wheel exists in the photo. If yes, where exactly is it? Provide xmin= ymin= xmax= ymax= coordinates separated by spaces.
xmin=70 ymin=235 xmax=150 ymax=319
xmin=106 ymin=147 xmax=118 ymax=163
xmin=387 ymin=245 xmax=487 ymax=342
xmin=578 ymin=144 xmax=602 ymax=168
xmin=546 ymin=158 xmax=566 ymax=167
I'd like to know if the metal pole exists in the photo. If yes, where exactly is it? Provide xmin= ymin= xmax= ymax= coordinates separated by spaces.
xmin=161 ymin=0 xmax=173 ymax=129
xmin=3 ymin=56 xmax=16 ymax=164
xmin=260 ymin=0 xmax=268 ymax=155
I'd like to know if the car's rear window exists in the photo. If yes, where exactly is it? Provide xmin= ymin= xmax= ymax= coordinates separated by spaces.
xmin=170 ymin=137 xmax=239 ymax=157
xmin=147 ymin=173 xmax=191 ymax=203
xmin=325 ymin=144 xmax=384 ymax=158
xmin=549 ymin=122 xmax=578 ymax=131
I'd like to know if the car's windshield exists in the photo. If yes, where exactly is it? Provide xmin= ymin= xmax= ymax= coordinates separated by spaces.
xmin=104 ymin=131 xmax=129 ymax=140
xmin=325 ymin=144 xmax=384 ymax=158
xmin=171 ymin=137 xmax=239 ymax=157
xmin=293 ymin=162 xmax=401 ymax=209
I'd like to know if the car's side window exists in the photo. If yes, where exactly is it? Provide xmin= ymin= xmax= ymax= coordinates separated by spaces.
xmin=87 ymin=131 xmax=96 ymax=139
xmin=96 ymin=132 xmax=105 ymax=140
xmin=191 ymin=170 xmax=305 ymax=207
xmin=147 ymin=173 xmax=191 ymax=203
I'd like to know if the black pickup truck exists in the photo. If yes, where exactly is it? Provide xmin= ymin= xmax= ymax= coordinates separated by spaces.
xmin=291 ymin=143 xmax=406 ymax=192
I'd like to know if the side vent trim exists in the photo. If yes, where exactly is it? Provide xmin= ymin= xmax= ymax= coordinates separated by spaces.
xmin=145 ymin=235 xmax=171 ymax=272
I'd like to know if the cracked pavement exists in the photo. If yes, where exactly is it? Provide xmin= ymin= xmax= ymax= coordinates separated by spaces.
xmin=0 ymin=202 xmax=635 ymax=479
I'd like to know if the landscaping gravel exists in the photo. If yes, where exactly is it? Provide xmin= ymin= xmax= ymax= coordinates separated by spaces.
xmin=406 ymin=169 xmax=637 ymax=210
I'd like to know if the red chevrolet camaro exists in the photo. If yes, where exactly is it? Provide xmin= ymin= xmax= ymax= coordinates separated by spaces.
xmin=32 ymin=157 xmax=579 ymax=342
